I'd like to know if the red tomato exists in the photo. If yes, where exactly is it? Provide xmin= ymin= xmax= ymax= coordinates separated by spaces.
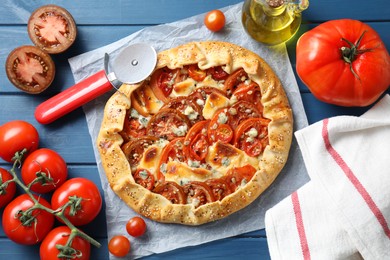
xmin=108 ymin=235 xmax=131 ymax=258
xmin=126 ymin=216 xmax=147 ymax=237
xmin=40 ymin=226 xmax=91 ymax=260
xmin=51 ymin=178 xmax=102 ymax=226
xmin=296 ymin=19 xmax=390 ymax=107
xmin=205 ymin=178 xmax=232 ymax=201
xmin=0 ymin=120 xmax=39 ymax=162
xmin=207 ymin=66 xmax=229 ymax=81
xmin=188 ymin=64 xmax=207 ymax=81
xmin=121 ymin=137 xmax=158 ymax=167
xmin=2 ymin=194 xmax=54 ymax=245
xmin=21 ymin=148 xmax=68 ymax=193
xmin=223 ymin=68 xmax=248 ymax=96
xmin=183 ymin=181 xmax=215 ymax=207
xmin=204 ymin=10 xmax=226 ymax=32
xmin=149 ymin=68 xmax=179 ymax=102
xmin=153 ymin=181 xmax=186 ymax=204
xmin=183 ymin=120 xmax=210 ymax=161
xmin=225 ymin=165 xmax=257 ymax=191
xmin=0 ymin=167 xmax=16 ymax=208
xmin=232 ymin=82 xmax=263 ymax=113
xmin=133 ymin=168 xmax=155 ymax=190
xmin=28 ymin=5 xmax=77 ymax=54
xmin=158 ymin=137 xmax=186 ymax=181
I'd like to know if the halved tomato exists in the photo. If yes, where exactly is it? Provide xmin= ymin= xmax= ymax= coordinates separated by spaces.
xmin=161 ymin=96 xmax=203 ymax=124
xmin=5 ymin=45 xmax=55 ymax=94
xmin=183 ymin=120 xmax=210 ymax=161
xmin=208 ymin=109 xmax=234 ymax=144
xmin=28 ymin=5 xmax=77 ymax=54
xmin=205 ymin=178 xmax=232 ymax=201
xmin=183 ymin=181 xmax=215 ymax=207
xmin=153 ymin=181 xmax=186 ymax=204
xmin=149 ymin=68 xmax=178 ymax=102
xmin=234 ymin=118 xmax=270 ymax=157
xmin=120 ymin=109 xmax=148 ymax=141
xmin=146 ymin=109 xmax=191 ymax=141
xmin=228 ymin=101 xmax=262 ymax=129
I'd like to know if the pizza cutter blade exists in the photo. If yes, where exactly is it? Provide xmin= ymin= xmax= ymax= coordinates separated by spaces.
xmin=35 ymin=43 xmax=157 ymax=124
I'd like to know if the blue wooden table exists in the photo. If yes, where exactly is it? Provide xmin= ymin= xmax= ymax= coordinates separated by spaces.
xmin=0 ymin=0 xmax=389 ymax=259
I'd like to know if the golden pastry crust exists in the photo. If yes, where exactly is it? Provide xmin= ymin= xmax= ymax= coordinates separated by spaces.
xmin=97 ymin=41 xmax=293 ymax=225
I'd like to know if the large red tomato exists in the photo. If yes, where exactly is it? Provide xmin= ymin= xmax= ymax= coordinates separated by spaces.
xmin=2 ymin=194 xmax=54 ymax=245
xmin=21 ymin=148 xmax=68 ymax=193
xmin=296 ymin=19 xmax=390 ymax=107
xmin=0 ymin=167 xmax=16 ymax=208
xmin=51 ymin=178 xmax=102 ymax=226
xmin=40 ymin=226 xmax=91 ymax=260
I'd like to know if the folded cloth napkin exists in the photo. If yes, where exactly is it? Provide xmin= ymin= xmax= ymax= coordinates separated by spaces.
xmin=265 ymin=94 xmax=390 ymax=260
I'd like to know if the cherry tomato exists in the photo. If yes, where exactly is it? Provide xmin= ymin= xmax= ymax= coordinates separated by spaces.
xmin=21 ymin=148 xmax=68 ymax=193
xmin=234 ymin=118 xmax=270 ymax=157
xmin=146 ymin=108 xmax=191 ymax=141
xmin=2 ymin=194 xmax=54 ymax=245
xmin=5 ymin=45 xmax=55 ymax=94
xmin=183 ymin=120 xmax=210 ymax=161
xmin=0 ymin=120 xmax=39 ymax=162
xmin=204 ymin=10 xmax=226 ymax=32
xmin=51 ymin=178 xmax=102 ymax=226
xmin=40 ymin=226 xmax=91 ymax=260
xmin=183 ymin=181 xmax=215 ymax=207
xmin=126 ymin=216 xmax=147 ymax=237
xmin=0 ymin=167 xmax=16 ymax=208
xmin=188 ymin=64 xmax=207 ymax=81
xmin=133 ymin=168 xmax=155 ymax=190
xmin=28 ymin=5 xmax=77 ymax=54
xmin=153 ymin=181 xmax=186 ymax=204
xmin=108 ymin=235 xmax=131 ymax=258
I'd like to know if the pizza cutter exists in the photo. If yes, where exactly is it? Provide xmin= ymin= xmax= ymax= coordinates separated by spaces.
xmin=35 ymin=43 xmax=157 ymax=124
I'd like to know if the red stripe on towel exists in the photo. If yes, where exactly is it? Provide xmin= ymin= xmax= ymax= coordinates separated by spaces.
xmin=292 ymin=191 xmax=311 ymax=260
xmin=322 ymin=118 xmax=390 ymax=239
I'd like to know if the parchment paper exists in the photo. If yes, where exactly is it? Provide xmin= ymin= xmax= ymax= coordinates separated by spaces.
xmin=68 ymin=3 xmax=309 ymax=259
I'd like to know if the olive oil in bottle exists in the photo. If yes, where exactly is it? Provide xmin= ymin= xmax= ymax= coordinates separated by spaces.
xmin=242 ymin=0 xmax=309 ymax=45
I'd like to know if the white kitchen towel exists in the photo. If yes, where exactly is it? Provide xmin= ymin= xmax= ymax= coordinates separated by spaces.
xmin=266 ymin=94 xmax=390 ymax=260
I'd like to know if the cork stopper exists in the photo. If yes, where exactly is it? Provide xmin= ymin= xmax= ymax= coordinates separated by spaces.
xmin=266 ymin=0 xmax=285 ymax=8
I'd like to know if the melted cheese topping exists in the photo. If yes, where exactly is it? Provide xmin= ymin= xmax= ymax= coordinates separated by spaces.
xmin=206 ymin=142 xmax=260 ymax=176
xmin=202 ymin=92 xmax=230 ymax=119
xmin=196 ymin=75 xmax=224 ymax=91
xmin=172 ymin=78 xmax=196 ymax=97
xmin=164 ymin=161 xmax=213 ymax=185
xmin=137 ymin=141 xmax=168 ymax=180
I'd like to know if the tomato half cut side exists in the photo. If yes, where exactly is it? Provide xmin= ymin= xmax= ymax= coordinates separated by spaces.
xmin=149 ymin=68 xmax=178 ymax=103
xmin=161 ymin=96 xmax=203 ymax=124
xmin=234 ymin=118 xmax=270 ymax=157
xmin=120 ymin=109 xmax=148 ymax=142
xmin=228 ymin=100 xmax=262 ymax=129
xmin=133 ymin=169 xmax=155 ymax=190
xmin=146 ymin=108 xmax=191 ymax=141
xmin=5 ymin=45 xmax=55 ymax=94
xmin=153 ymin=181 xmax=186 ymax=204
xmin=28 ymin=5 xmax=77 ymax=54
xmin=208 ymin=109 xmax=234 ymax=144
xmin=183 ymin=181 xmax=215 ymax=207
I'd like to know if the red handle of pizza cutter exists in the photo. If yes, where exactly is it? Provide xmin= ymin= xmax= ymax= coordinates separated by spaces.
xmin=35 ymin=70 xmax=112 ymax=124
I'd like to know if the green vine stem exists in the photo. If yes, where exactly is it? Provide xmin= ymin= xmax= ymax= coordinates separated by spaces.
xmin=7 ymin=149 xmax=101 ymax=257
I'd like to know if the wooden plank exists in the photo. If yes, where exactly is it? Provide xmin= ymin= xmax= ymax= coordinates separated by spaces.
xmin=0 ymin=0 xmax=389 ymax=25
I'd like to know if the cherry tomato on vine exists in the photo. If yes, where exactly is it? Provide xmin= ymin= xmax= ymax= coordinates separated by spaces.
xmin=40 ymin=226 xmax=91 ymax=260
xmin=0 ymin=120 xmax=39 ymax=163
xmin=126 ymin=216 xmax=147 ymax=237
xmin=2 ymin=194 xmax=54 ymax=245
xmin=51 ymin=177 xmax=102 ymax=226
xmin=0 ymin=167 xmax=16 ymax=208
xmin=21 ymin=148 xmax=68 ymax=193
xmin=108 ymin=235 xmax=131 ymax=257
xmin=204 ymin=10 xmax=226 ymax=32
